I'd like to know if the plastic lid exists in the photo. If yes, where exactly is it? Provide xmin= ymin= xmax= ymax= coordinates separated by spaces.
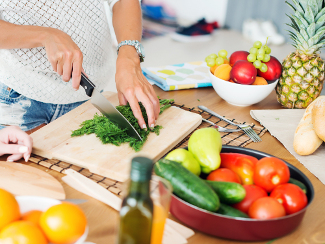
xmin=130 ymin=157 xmax=154 ymax=182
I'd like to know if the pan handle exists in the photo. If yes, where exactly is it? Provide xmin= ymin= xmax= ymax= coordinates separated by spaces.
xmin=80 ymin=73 xmax=96 ymax=97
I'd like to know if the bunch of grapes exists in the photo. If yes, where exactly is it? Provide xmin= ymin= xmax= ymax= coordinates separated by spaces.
xmin=247 ymin=39 xmax=271 ymax=73
xmin=205 ymin=50 xmax=228 ymax=67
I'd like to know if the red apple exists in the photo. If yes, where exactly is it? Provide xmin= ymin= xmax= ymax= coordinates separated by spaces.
xmin=229 ymin=51 xmax=249 ymax=67
xmin=257 ymin=56 xmax=282 ymax=82
xmin=230 ymin=60 xmax=257 ymax=85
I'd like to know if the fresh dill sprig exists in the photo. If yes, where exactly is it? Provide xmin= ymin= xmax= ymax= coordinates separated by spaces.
xmin=71 ymin=99 xmax=174 ymax=151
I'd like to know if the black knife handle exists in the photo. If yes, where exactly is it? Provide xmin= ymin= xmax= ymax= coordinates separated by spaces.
xmin=80 ymin=73 xmax=96 ymax=97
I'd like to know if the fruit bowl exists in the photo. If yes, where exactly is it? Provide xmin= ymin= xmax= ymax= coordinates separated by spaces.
xmin=169 ymin=145 xmax=314 ymax=241
xmin=209 ymin=72 xmax=278 ymax=106
xmin=16 ymin=196 xmax=88 ymax=244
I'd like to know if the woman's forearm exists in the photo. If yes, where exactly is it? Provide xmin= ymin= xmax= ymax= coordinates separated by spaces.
xmin=0 ymin=20 xmax=48 ymax=49
xmin=112 ymin=0 xmax=142 ymax=43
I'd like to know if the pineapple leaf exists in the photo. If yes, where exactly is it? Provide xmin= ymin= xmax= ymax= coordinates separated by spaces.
xmin=293 ymin=12 xmax=309 ymax=28
xmin=307 ymin=23 xmax=316 ymax=37
xmin=309 ymin=0 xmax=319 ymax=16
xmin=298 ymin=0 xmax=309 ymax=12
xmin=318 ymin=0 xmax=324 ymax=10
xmin=286 ymin=1 xmax=297 ymax=12
xmin=296 ymin=31 xmax=309 ymax=45
xmin=315 ymin=7 xmax=325 ymax=22
xmin=287 ymin=14 xmax=300 ymax=31
xmin=286 ymin=23 xmax=299 ymax=32
xmin=309 ymin=41 xmax=325 ymax=52
xmin=300 ymin=28 xmax=310 ymax=40
xmin=304 ymin=5 xmax=315 ymax=24
xmin=307 ymin=29 xmax=325 ymax=47
xmin=315 ymin=14 xmax=325 ymax=30
xmin=292 ymin=0 xmax=305 ymax=14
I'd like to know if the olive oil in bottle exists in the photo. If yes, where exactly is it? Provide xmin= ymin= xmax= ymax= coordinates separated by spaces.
xmin=117 ymin=157 xmax=154 ymax=244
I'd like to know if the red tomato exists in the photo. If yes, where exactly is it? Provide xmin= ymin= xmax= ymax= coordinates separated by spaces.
xmin=254 ymin=157 xmax=290 ymax=192
xmin=270 ymin=183 xmax=308 ymax=215
xmin=206 ymin=168 xmax=241 ymax=183
xmin=248 ymin=197 xmax=286 ymax=220
xmin=232 ymin=185 xmax=267 ymax=213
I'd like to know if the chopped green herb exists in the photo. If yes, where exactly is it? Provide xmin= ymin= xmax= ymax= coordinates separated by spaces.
xmin=71 ymin=99 xmax=174 ymax=151
xmin=275 ymin=118 xmax=279 ymax=120
xmin=197 ymin=99 xmax=200 ymax=101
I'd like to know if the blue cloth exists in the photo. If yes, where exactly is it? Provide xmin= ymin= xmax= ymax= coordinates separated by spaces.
xmin=0 ymin=82 xmax=86 ymax=131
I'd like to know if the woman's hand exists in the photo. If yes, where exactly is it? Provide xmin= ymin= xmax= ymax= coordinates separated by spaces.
xmin=0 ymin=126 xmax=33 ymax=162
xmin=43 ymin=28 xmax=83 ymax=90
xmin=115 ymin=46 xmax=160 ymax=129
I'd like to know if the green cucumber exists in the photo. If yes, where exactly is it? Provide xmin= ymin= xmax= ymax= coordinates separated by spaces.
xmin=289 ymin=178 xmax=307 ymax=194
xmin=154 ymin=158 xmax=220 ymax=212
xmin=216 ymin=203 xmax=249 ymax=218
xmin=205 ymin=180 xmax=246 ymax=204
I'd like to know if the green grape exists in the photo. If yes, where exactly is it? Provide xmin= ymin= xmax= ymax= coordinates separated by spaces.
xmin=263 ymin=54 xmax=270 ymax=62
xmin=260 ymin=63 xmax=268 ymax=72
xmin=215 ymin=57 xmax=224 ymax=66
xmin=257 ymin=53 xmax=265 ymax=60
xmin=253 ymin=60 xmax=262 ymax=69
xmin=253 ymin=41 xmax=262 ymax=48
xmin=264 ymin=45 xmax=271 ymax=54
xmin=249 ymin=47 xmax=258 ymax=55
xmin=218 ymin=49 xmax=228 ymax=58
xmin=206 ymin=58 xmax=216 ymax=67
xmin=207 ymin=53 xmax=218 ymax=59
xmin=247 ymin=54 xmax=256 ymax=62
xmin=257 ymin=48 xmax=265 ymax=55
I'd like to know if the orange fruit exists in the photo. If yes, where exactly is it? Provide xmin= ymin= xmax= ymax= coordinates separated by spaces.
xmin=22 ymin=210 xmax=43 ymax=228
xmin=0 ymin=220 xmax=48 ymax=244
xmin=214 ymin=64 xmax=232 ymax=81
xmin=0 ymin=188 xmax=20 ymax=231
xmin=252 ymin=76 xmax=268 ymax=85
xmin=224 ymin=58 xmax=229 ymax=65
xmin=39 ymin=202 xmax=87 ymax=244
xmin=210 ymin=65 xmax=218 ymax=74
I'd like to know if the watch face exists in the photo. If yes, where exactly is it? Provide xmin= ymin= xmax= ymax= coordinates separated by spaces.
xmin=138 ymin=43 xmax=145 ymax=57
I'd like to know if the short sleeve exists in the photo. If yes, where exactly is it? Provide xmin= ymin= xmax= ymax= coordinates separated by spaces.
xmin=107 ymin=0 xmax=141 ymax=11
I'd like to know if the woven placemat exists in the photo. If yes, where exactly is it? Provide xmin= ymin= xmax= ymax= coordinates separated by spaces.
xmin=29 ymin=103 xmax=267 ymax=196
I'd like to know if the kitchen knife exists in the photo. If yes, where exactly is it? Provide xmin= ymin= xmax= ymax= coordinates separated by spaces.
xmin=80 ymin=73 xmax=142 ymax=141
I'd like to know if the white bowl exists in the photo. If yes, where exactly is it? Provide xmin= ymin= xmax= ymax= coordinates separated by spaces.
xmin=209 ymin=72 xmax=278 ymax=107
xmin=16 ymin=196 xmax=88 ymax=244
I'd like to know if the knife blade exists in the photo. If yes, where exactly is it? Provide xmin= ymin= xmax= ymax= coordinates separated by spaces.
xmin=80 ymin=73 xmax=142 ymax=141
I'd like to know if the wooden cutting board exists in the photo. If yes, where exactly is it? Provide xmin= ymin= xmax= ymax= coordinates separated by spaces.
xmin=31 ymin=91 xmax=202 ymax=181
xmin=0 ymin=161 xmax=65 ymax=199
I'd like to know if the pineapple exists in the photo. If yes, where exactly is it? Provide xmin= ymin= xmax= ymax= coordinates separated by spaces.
xmin=276 ymin=0 xmax=325 ymax=108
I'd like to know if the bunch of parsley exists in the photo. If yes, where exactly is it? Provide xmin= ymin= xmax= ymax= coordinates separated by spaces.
xmin=71 ymin=99 xmax=174 ymax=151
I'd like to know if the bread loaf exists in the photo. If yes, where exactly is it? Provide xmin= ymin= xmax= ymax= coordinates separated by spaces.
xmin=312 ymin=96 xmax=325 ymax=141
xmin=293 ymin=96 xmax=323 ymax=156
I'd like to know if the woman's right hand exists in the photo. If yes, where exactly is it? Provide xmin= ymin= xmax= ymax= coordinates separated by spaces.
xmin=43 ymin=28 xmax=83 ymax=90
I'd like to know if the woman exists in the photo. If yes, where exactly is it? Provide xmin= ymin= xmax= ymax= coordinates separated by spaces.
xmin=0 ymin=0 xmax=159 ymax=133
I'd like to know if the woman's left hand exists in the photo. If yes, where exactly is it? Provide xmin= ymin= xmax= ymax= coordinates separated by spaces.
xmin=115 ymin=46 xmax=160 ymax=129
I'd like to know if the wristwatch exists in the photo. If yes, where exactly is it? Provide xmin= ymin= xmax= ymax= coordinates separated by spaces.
xmin=117 ymin=40 xmax=145 ymax=62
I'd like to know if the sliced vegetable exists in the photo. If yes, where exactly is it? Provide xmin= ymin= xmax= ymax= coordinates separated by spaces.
xmin=216 ymin=203 xmax=249 ymax=218
xmin=254 ymin=157 xmax=290 ymax=192
xmin=270 ymin=183 xmax=308 ymax=215
xmin=220 ymin=153 xmax=258 ymax=185
xmin=154 ymin=158 xmax=220 ymax=212
xmin=205 ymin=180 xmax=246 ymax=204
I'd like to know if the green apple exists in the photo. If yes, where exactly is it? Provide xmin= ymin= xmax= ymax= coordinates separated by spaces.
xmin=165 ymin=148 xmax=201 ymax=176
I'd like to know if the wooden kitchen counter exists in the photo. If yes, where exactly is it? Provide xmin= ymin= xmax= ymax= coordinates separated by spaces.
xmin=24 ymin=86 xmax=325 ymax=244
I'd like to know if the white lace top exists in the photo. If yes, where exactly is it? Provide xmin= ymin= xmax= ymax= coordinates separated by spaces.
xmin=0 ymin=0 xmax=119 ymax=104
